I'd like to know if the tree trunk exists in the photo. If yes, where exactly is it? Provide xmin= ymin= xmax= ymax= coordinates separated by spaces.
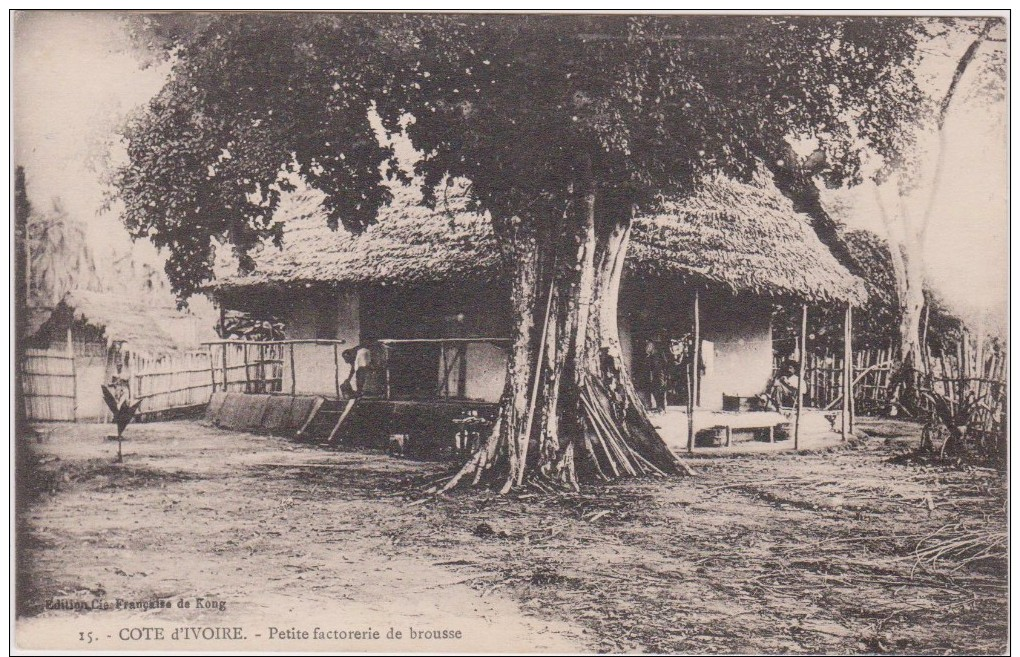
xmin=875 ymin=182 xmax=927 ymax=375
xmin=442 ymin=175 xmax=691 ymax=493
xmin=440 ymin=232 xmax=541 ymax=493
xmin=892 ymin=226 xmax=927 ymax=374
xmin=878 ymin=22 xmax=994 ymax=380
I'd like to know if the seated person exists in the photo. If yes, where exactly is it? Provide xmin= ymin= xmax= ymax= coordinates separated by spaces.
xmin=762 ymin=359 xmax=801 ymax=410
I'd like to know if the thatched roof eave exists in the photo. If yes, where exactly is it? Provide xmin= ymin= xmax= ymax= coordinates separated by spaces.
xmin=207 ymin=175 xmax=868 ymax=308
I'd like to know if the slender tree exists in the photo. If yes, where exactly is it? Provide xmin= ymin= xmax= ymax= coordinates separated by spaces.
xmin=27 ymin=198 xmax=105 ymax=306
xmin=116 ymin=14 xmax=927 ymax=490
xmin=873 ymin=17 xmax=1005 ymax=374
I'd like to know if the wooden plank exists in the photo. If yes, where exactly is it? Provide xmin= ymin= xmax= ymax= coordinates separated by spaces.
xmin=295 ymin=396 xmax=325 ymax=438
xmin=376 ymin=337 xmax=509 ymax=345
xmin=203 ymin=339 xmax=348 ymax=346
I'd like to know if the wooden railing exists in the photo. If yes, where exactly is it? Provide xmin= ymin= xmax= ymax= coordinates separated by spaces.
xmin=203 ymin=339 xmax=347 ymax=397
xmin=204 ymin=337 xmax=510 ymax=402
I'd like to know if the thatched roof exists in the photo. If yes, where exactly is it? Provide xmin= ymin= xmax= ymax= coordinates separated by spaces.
xmin=629 ymin=175 xmax=867 ymax=304
xmin=842 ymin=229 xmax=897 ymax=308
xmin=211 ymin=175 xmax=866 ymax=306
xmin=33 ymin=290 xmax=212 ymax=354
xmin=214 ymin=187 xmax=502 ymax=290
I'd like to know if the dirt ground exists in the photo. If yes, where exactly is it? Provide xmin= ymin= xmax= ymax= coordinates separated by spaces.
xmin=16 ymin=418 xmax=1007 ymax=654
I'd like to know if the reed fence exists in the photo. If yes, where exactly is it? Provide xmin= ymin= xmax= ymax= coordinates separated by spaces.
xmin=130 ymin=350 xmax=215 ymax=421
xmin=21 ymin=346 xmax=216 ymax=422
xmin=22 ymin=348 xmax=77 ymax=421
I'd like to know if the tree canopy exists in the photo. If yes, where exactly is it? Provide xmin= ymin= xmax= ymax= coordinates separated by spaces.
xmin=117 ymin=13 xmax=928 ymax=299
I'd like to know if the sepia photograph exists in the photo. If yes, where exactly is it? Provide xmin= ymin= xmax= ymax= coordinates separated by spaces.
xmin=11 ymin=10 xmax=1008 ymax=654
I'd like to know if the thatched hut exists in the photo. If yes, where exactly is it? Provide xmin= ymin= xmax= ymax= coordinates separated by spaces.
xmin=208 ymin=171 xmax=864 ymax=416
xmin=25 ymin=290 xmax=215 ymax=421
xmin=29 ymin=290 xmax=210 ymax=355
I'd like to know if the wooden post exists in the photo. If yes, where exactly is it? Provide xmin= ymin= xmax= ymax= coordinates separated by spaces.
xmin=67 ymin=325 xmax=77 ymax=421
xmin=457 ymin=342 xmax=468 ymax=399
xmin=221 ymin=342 xmax=228 ymax=393
xmin=848 ymin=308 xmax=855 ymax=434
xmin=384 ymin=346 xmax=392 ymax=400
xmin=208 ymin=346 xmax=217 ymax=393
xmin=289 ymin=343 xmax=297 ymax=396
xmin=686 ymin=363 xmax=694 ymax=454
xmin=219 ymin=305 xmax=226 ymax=338
xmin=333 ymin=343 xmax=341 ymax=400
xmin=439 ymin=342 xmax=448 ymax=398
xmin=841 ymin=305 xmax=851 ymax=440
xmin=794 ymin=304 xmax=807 ymax=449
xmin=243 ymin=342 xmax=251 ymax=393
xmin=974 ymin=317 xmax=985 ymax=412
xmin=255 ymin=343 xmax=265 ymax=393
xmin=693 ymin=289 xmax=701 ymax=408
xmin=687 ymin=289 xmax=700 ymax=453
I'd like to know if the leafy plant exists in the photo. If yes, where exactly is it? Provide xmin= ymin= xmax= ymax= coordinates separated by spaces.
xmin=217 ymin=310 xmax=285 ymax=341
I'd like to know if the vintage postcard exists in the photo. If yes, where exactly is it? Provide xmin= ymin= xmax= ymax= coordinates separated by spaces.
xmin=12 ymin=10 xmax=1008 ymax=654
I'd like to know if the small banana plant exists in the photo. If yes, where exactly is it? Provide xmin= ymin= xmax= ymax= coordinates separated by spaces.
xmin=101 ymin=383 xmax=142 ymax=463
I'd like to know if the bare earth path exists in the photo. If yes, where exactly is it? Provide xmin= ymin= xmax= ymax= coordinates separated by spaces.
xmin=17 ymin=419 xmax=1006 ymax=654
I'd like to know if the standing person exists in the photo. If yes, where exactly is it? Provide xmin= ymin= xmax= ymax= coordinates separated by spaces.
xmin=643 ymin=331 xmax=669 ymax=411
xmin=340 ymin=345 xmax=373 ymax=398
xmin=672 ymin=333 xmax=705 ymax=407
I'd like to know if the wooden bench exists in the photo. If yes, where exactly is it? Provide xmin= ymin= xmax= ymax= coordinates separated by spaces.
xmin=694 ymin=411 xmax=791 ymax=447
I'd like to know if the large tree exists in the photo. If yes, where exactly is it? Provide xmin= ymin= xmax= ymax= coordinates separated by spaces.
xmin=116 ymin=14 xmax=926 ymax=490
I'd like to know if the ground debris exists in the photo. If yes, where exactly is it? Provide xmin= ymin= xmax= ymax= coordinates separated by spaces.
xmin=17 ymin=417 xmax=1007 ymax=654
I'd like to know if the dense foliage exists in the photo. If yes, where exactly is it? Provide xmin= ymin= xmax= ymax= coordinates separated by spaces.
xmin=117 ymin=14 xmax=928 ymax=299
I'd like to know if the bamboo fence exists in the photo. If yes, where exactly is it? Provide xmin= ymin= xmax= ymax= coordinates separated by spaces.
xmin=925 ymin=340 xmax=1008 ymax=445
xmin=778 ymin=344 xmax=1007 ymax=442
